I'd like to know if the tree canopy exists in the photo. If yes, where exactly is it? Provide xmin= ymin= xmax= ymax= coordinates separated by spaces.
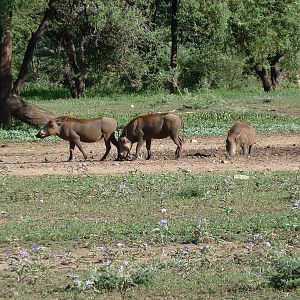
xmin=2 ymin=0 xmax=300 ymax=99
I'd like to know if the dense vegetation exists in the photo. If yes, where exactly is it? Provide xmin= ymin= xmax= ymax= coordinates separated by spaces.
xmin=8 ymin=0 xmax=300 ymax=94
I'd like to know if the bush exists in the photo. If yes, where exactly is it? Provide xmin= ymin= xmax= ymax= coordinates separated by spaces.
xmin=268 ymin=256 xmax=300 ymax=290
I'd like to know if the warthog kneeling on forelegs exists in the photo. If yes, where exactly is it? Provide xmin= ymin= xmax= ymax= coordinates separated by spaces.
xmin=226 ymin=122 xmax=255 ymax=157
xmin=36 ymin=116 xmax=120 ymax=161
xmin=119 ymin=112 xmax=183 ymax=160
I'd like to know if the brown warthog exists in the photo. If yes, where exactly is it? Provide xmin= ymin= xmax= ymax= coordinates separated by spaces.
xmin=226 ymin=122 xmax=255 ymax=157
xmin=36 ymin=116 xmax=120 ymax=161
xmin=119 ymin=112 xmax=183 ymax=160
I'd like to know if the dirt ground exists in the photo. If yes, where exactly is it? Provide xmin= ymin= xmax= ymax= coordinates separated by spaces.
xmin=0 ymin=132 xmax=299 ymax=176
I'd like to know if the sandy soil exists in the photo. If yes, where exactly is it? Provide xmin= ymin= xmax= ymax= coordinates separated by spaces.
xmin=0 ymin=132 xmax=299 ymax=176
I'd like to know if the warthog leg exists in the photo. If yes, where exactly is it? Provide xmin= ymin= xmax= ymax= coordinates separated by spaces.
xmin=68 ymin=141 xmax=76 ymax=161
xmin=109 ymin=132 xmax=121 ymax=160
xmin=249 ymin=144 xmax=253 ymax=155
xmin=73 ymin=138 xmax=87 ymax=160
xmin=146 ymin=139 xmax=152 ymax=160
xmin=101 ymin=133 xmax=112 ymax=161
xmin=171 ymin=135 xmax=182 ymax=159
xmin=133 ymin=137 xmax=144 ymax=160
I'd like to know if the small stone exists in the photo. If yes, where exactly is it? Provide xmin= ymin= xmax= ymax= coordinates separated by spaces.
xmin=233 ymin=174 xmax=250 ymax=180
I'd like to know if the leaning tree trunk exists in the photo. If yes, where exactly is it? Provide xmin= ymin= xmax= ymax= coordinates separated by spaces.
xmin=12 ymin=0 xmax=59 ymax=96
xmin=7 ymin=96 xmax=56 ymax=125
xmin=170 ymin=0 xmax=178 ymax=94
xmin=254 ymin=64 xmax=273 ymax=92
xmin=0 ymin=8 xmax=13 ymax=126
xmin=4 ymin=0 xmax=58 ymax=126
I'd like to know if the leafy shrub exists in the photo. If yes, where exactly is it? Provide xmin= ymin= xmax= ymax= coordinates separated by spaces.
xmin=268 ymin=256 xmax=300 ymax=290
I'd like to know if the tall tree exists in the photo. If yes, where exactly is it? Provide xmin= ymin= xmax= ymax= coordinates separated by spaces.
xmin=0 ymin=0 xmax=58 ymax=126
xmin=170 ymin=0 xmax=178 ymax=94
xmin=12 ymin=0 xmax=59 ymax=96
xmin=228 ymin=0 xmax=300 ymax=91
xmin=0 ymin=2 xmax=13 ymax=125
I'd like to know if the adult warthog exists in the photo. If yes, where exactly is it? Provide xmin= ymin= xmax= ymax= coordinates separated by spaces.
xmin=119 ymin=112 xmax=183 ymax=160
xmin=36 ymin=116 xmax=120 ymax=161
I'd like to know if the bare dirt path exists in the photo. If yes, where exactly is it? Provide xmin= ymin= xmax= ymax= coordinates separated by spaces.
xmin=0 ymin=132 xmax=299 ymax=176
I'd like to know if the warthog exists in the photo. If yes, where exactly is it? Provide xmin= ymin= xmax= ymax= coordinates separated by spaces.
xmin=226 ymin=122 xmax=255 ymax=157
xmin=36 ymin=116 xmax=120 ymax=161
xmin=119 ymin=112 xmax=183 ymax=160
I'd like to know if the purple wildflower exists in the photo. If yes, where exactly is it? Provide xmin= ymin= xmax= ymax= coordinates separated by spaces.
xmin=102 ymin=259 xmax=112 ymax=266
xmin=197 ymin=219 xmax=206 ymax=227
xmin=60 ymin=251 xmax=68 ymax=258
xmin=182 ymin=245 xmax=189 ymax=252
xmin=2 ymin=164 xmax=10 ymax=171
xmin=17 ymin=249 xmax=27 ymax=257
xmin=116 ymin=183 xmax=126 ymax=190
xmin=201 ymin=244 xmax=209 ymax=253
xmin=74 ymin=278 xmax=81 ymax=286
xmin=160 ymin=218 xmax=168 ymax=226
xmin=262 ymin=241 xmax=271 ymax=249
xmin=49 ymin=250 xmax=57 ymax=258
xmin=31 ymin=243 xmax=40 ymax=253
xmin=244 ymin=242 xmax=254 ymax=250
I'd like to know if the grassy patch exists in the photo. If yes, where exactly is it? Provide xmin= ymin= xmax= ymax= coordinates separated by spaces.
xmin=1 ymin=171 xmax=299 ymax=245
xmin=1 ymin=87 xmax=300 ymax=142
xmin=1 ymin=171 xmax=300 ymax=298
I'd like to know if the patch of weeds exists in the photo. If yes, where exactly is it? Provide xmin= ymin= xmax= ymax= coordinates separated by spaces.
xmin=6 ymin=243 xmax=46 ymax=284
xmin=69 ymin=260 xmax=160 ymax=299
xmin=179 ymin=186 xmax=205 ymax=198
xmin=268 ymin=255 xmax=300 ymax=290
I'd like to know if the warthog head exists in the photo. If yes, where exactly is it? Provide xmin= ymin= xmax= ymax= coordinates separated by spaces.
xmin=119 ymin=136 xmax=133 ymax=158
xmin=226 ymin=136 xmax=237 ymax=157
xmin=36 ymin=119 xmax=62 ymax=138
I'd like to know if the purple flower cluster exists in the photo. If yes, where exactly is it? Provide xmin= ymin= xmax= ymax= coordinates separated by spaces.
xmin=160 ymin=218 xmax=168 ymax=226
xmin=17 ymin=249 xmax=27 ymax=257
xmin=31 ymin=243 xmax=40 ymax=253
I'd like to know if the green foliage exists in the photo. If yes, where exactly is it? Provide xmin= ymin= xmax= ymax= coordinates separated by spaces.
xmin=7 ymin=0 xmax=300 ymax=92
xmin=229 ymin=0 xmax=300 ymax=67
xmin=89 ymin=261 xmax=157 ymax=296
xmin=268 ymin=255 xmax=300 ymax=290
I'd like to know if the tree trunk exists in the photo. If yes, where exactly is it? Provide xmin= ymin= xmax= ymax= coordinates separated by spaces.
xmin=268 ymin=53 xmax=283 ymax=88
xmin=7 ymin=96 xmax=56 ymax=125
xmin=0 ymin=8 xmax=13 ymax=126
xmin=12 ymin=0 xmax=59 ymax=96
xmin=254 ymin=64 xmax=273 ymax=92
xmin=62 ymin=36 xmax=86 ymax=98
xmin=170 ymin=0 xmax=178 ymax=94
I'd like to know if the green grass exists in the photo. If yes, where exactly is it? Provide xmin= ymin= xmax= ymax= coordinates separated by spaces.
xmin=1 ymin=87 xmax=299 ymax=142
xmin=1 ymin=171 xmax=299 ymax=299
xmin=1 ymin=87 xmax=300 ymax=298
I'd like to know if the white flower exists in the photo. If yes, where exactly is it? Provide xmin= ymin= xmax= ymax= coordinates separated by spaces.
xmin=116 ymin=242 xmax=124 ymax=248
xmin=262 ymin=241 xmax=271 ymax=249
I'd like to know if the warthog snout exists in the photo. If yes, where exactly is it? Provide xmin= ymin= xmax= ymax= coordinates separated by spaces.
xmin=36 ymin=129 xmax=47 ymax=139
xmin=119 ymin=137 xmax=133 ymax=159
